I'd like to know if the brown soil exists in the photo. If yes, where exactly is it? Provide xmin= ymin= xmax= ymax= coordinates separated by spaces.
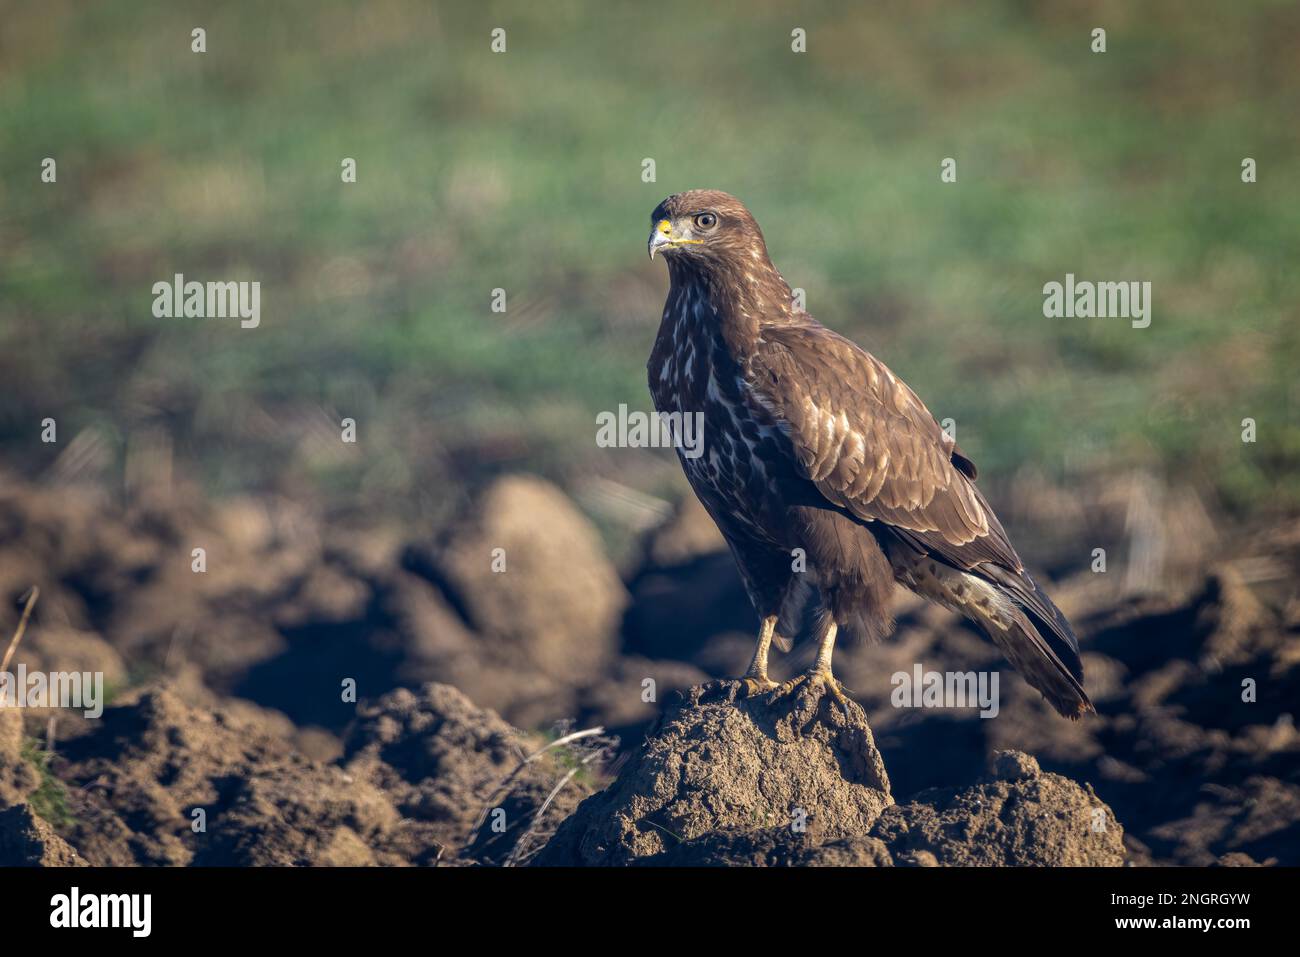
xmin=0 ymin=472 xmax=1296 ymax=866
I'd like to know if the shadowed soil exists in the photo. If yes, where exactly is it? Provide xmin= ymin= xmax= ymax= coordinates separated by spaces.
xmin=0 ymin=474 xmax=1295 ymax=865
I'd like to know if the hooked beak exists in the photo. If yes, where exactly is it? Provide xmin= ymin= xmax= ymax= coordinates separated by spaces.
xmin=648 ymin=218 xmax=703 ymax=259
xmin=648 ymin=218 xmax=674 ymax=259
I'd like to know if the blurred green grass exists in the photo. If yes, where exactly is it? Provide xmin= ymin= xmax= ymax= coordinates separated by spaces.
xmin=1 ymin=0 xmax=1297 ymax=524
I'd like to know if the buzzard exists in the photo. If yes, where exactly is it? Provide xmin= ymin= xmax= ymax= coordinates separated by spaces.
xmin=647 ymin=189 xmax=1092 ymax=719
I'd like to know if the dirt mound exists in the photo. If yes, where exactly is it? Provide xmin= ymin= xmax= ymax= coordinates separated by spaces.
xmin=420 ymin=475 xmax=627 ymax=685
xmin=640 ymin=752 xmax=1124 ymax=866
xmin=0 ymin=805 xmax=87 ymax=866
xmin=537 ymin=682 xmax=1124 ymax=866
xmin=537 ymin=680 xmax=893 ymax=865
xmin=6 ymin=678 xmax=600 ymax=866
xmin=342 ymin=682 xmax=599 ymax=865
xmin=873 ymin=751 xmax=1125 ymax=866
xmin=0 ymin=474 xmax=637 ymax=737
xmin=44 ymin=686 xmax=410 ymax=865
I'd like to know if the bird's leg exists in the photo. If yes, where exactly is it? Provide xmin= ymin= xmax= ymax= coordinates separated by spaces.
xmin=772 ymin=617 xmax=852 ymax=711
xmin=738 ymin=615 xmax=780 ymax=696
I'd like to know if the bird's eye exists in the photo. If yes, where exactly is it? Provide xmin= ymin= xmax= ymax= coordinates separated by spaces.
xmin=694 ymin=212 xmax=718 ymax=230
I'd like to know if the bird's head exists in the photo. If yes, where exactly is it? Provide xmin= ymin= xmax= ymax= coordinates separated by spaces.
xmin=647 ymin=190 xmax=768 ymax=266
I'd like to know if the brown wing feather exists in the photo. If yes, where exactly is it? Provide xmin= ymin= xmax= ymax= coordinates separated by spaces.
xmin=747 ymin=321 xmax=1090 ymax=715
xmin=748 ymin=322 xmax=1020 ymax=573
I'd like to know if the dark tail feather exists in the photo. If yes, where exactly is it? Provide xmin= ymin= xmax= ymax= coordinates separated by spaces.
xmin=993 ymin=612 xmax=1093 ymax=719
xmin=1020 ymin=613 xmax=1091 ymax=718
xmin=978 ymin=566 xmax=1093 ymax=719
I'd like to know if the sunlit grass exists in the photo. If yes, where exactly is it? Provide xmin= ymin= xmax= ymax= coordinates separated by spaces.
xmin=1 ymin=0 xmax=1296 ymax=516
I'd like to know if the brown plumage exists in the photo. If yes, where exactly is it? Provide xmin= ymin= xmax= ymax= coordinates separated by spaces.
xmin=646 ymin=189 xmax=1092 ymax=719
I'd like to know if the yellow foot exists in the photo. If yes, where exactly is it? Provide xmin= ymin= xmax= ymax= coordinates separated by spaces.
xmin=770 ymin=669 xmax=853 ymax=713
xmin=738 ymin=674 xmax=779 ymax=697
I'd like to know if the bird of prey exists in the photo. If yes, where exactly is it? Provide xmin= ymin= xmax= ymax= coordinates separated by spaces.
xmin=646 ymin=189 xmax=1092 ymax=719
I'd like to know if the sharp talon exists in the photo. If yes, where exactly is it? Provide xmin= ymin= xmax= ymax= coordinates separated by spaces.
xmin=771 ymin=673 xmax=810 ymax=698
xmin=767 ymin=669 xmax=854 ymax=713
xmin=825 ymin=679 xmax=853 ymax=715
xmin=739 ymin=675 xmax=779 ymax=697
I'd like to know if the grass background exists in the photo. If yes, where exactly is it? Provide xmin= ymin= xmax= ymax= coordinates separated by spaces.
xmin=2 ymin=0 xmax=1297 ymax=541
